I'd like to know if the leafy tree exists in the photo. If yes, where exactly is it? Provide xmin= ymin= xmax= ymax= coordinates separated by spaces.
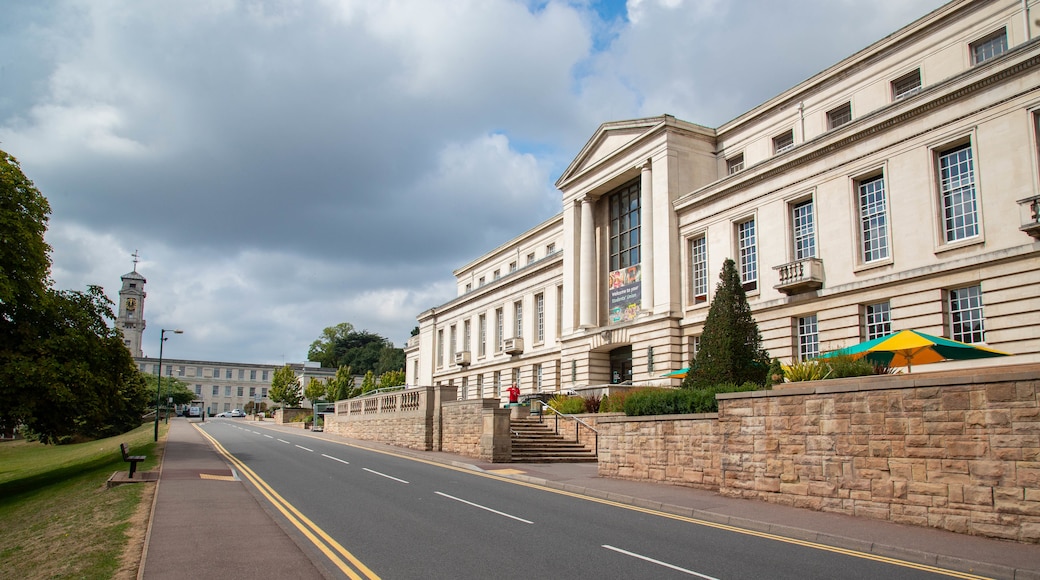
xmin=308 ymin=324 xmax=404 ymax=375
xmin=269 ymin=365 xmax=303 ymax=407
xmin=0 ymin=151 xmax=151 ymax=443
xmin=379 ymin=369 xmax=405 ymax=388
xmin=3 ymin=287 xmax=151 ymax=443
xmin=359 ymin=370 xmax=377 ymax=395
xmin=328 ymin=365 xmax=355 ymax=401
xmin=304 ymin=376 xmax=328 ymax=404
xmin=682 ymin=258 xmax=770 ymax=389
xmin=307 ymin=322 xmax=354 ymax=368
xmin=375 ymin=345 xmax=405 ymax=375
xmin=0 ymin=150 xmax=51 ymax=321
xmin=146 ymin=375 xmax=196 ymax=409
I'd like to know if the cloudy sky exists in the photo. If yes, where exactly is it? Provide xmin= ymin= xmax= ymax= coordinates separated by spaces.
xmin=2 ymin=0 xmax=947 ymax=365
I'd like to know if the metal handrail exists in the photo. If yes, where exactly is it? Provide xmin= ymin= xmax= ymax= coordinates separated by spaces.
xmin=537 ymin=403 xmax=598 ymax=456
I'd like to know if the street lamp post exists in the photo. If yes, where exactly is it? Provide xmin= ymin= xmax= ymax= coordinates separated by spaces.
xmin=154 ymin=328 xmax=184 ymax=442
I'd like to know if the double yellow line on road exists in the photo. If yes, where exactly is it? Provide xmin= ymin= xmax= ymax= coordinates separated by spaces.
xmin=193 ymin=424 xmax=379 ymax=580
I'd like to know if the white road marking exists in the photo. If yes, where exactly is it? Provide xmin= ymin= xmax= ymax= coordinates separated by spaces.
xmin=252 ymin=431 xmax=261 ymax=434
xmin=362 ymin=468 xmax=409 ymax=484
xmin=295 ymin=445 xmax=314 ymax=452
xmin=435 ymin=491 xmax=533 ymax=524
xmin=277 ymin=439 xmax=291 ymax=444
xmin=602 ymin=545 xmax=719 ymax=579
xmin=322 ymin=454 xmax=350 ymax=465
xmin=264 ymin=434 xmax=273 ymax=438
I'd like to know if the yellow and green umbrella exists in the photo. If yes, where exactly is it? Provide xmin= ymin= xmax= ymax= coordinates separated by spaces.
xmin=818 ymin=329 xmax=1009 ymax=372
xmin=660 ymin=367 xmax=690 ymax=378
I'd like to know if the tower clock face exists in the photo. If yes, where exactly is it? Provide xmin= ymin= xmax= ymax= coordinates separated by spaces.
xmin=125 ymin=297 xmax=137 ymax=311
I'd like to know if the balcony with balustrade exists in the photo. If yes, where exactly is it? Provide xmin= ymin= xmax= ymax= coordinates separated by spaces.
xmin=773 ymin=257 xmax=824 ymax=295
xmin=1018 ymin=195 xmax=1040 ymax=239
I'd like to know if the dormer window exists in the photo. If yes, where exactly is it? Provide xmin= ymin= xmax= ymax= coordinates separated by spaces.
xmin=827 ymin=102 xmax=852 ymax=129
xmin=773 ymin=130 xmax=794 ymax=155
xmin=892 ymin=69 xmax=921 ymax=100
xmin=726 ymin=153 xmax=745 ymax=175
xmin=971 ymin=28 xmax=1007 ymax=65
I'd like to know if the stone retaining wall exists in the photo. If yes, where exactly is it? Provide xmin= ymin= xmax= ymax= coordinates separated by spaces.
xmin=597 ymin=412 xmax=721 ymax=490
xmin=441 ymin=399 xmax=511 ymax=461
xmin=274 ymin=408 xmax=310 ymax=425
xmin=597 ymin=364 xmax=1040 ymax=543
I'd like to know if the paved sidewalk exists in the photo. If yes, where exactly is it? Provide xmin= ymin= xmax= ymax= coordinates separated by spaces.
xmin=139 ymin=418 xmax=329 ymax=579
xmin=144 ymin=418 xmax=1040 ymax=580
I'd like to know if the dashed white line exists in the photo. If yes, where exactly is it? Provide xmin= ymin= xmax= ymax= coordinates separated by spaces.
xmin=362 ymin=468 xmax=409 ymax=484
xmin=602 ymin=545 xmax=718 ymax=579
xmin=435 ymin=492 xmax=533 ymax=524
xmin=322 ymin=454 xmax=350 ymax=465
xmin=295 ymin=445 xmax=314 ymax=452
xmin=263 ymin=434 xmax=273 ymax=439
xmin=277 ymin=439 xmax=291 ymax=444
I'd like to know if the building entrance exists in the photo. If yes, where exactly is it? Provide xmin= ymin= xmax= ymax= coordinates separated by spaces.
xmin=609 ymin=346 xmax=633 ymax=384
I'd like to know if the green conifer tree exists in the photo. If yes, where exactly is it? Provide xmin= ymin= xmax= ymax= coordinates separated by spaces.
xmin=682 ymin=258 xmax=770 ymax=389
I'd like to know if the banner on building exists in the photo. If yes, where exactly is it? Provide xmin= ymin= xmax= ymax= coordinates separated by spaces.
xmin=608 ymin=265 xmax=641 ymax=324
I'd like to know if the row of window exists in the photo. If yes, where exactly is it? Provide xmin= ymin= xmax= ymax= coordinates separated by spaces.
xmin=143 ymin=363 xmax=271 ymax=382
xmin=193 ymin=385 xmax=271 ymax=398
xmin=438 ymin=289 xmax=562 ymax=368
xmin=792 ymin=285 xmax=985 ymax=361
xmin=693 ymin=136 xmax=986 ymax=299
xmin=464 ymin=242 xmax=559 ymax=293
xmin=726 ymin=28 xmax=1009 ymax=174
xmin=447 ymin=364 xmax=548 ymax=399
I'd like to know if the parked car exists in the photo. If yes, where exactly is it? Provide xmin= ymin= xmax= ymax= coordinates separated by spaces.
xmin=230 ymin=409 xmax=245 ymax=417
xmin=215 ymin=411 xmax=229 ymax=417
xmin=187 ymin=406 xmax=202 ymax=418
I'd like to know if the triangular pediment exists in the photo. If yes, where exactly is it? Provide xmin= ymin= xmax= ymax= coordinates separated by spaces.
xmin=556 ymin=116 xmax=670 ymax=188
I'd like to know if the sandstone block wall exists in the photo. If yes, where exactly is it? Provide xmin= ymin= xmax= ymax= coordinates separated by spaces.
xmin=597 ymin=364 xmax=1040 ymax=543
xmin=597 ymin=413 xmax=721 ymax=490
xmin=441 ymin=399 xmax=496 ymax=458
xmin=325 ymin=414 xmax=434 ymax=450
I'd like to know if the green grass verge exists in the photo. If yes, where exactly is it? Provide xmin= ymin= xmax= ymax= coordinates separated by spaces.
xmin=0 ymin=423 xmax=165 ymax=579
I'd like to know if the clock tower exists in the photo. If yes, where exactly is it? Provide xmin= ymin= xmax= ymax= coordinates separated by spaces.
xmin=117 ymin=251 xmax=147 ymax=358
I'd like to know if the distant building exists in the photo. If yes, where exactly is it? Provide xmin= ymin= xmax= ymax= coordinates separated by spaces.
xmin=115 ymin=259 xmax=335 ymax=413
xmin=135 ymin=357 xmax=333 ymax=415
xmin=407 ymin=0 xmax=1040 ymax=399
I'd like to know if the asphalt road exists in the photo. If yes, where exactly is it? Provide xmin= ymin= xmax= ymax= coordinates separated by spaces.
xmin=197 ymin=419 xmax=976 ymax=580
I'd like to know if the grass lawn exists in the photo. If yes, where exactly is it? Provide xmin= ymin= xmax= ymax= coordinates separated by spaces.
xmin=0 ymin=424 xmax=165 ymax=580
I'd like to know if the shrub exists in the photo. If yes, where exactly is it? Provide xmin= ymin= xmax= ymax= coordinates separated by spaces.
xmin=823 ymin=354 xmax=876 ymax=379
xmin=599 ymin=391 xmax=633 ymax=413
xmin=784 ymin=360 xmax=827 ymax=382
xmin=623 ymin=383 xmax=763 ymax=416
xmin=582 ymin=394 xmax=601 ymax=414
xmin=548 ymin=395 xmax=585 ymax=414
xmin=682 ymin=259 xmax=770 ymax=389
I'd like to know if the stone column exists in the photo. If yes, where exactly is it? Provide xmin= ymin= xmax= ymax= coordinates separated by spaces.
xmin=579 ymin=196 xmax=596 ymax=328
xmin=640 ymin=160 xmax=654 ymax=313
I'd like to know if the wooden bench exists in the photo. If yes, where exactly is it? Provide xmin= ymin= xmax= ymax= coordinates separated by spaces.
xmin=120 ymin=443 xmax=146 ymax=479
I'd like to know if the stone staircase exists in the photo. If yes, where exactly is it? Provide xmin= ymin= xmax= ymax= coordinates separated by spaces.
xmin=509 ymin=417 xmax=597 ymax=463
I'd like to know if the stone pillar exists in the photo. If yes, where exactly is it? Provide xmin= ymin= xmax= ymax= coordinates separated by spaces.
xmin=579 ymin=196 xmax=596 ymax=328
xmin=639 ymin=160 xmax=654 ymax=313
xmin=433 ymin=385 xmax=458 ymax=451
xmin=480 ymin=406 xmax=512 ymax=462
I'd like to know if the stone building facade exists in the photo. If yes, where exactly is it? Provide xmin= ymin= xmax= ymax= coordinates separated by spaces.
xmin=407 ymin=0 xmax=1040 ymax=399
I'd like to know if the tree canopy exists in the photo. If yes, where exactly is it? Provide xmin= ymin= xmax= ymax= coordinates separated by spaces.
xmin=0 ymin=150 xmax=150 ymax=443
xmin=682 ymin=258 xmax=770 ymax=389
xmin=307 ymin=323 xmax=404 ymax=375
xmin=269 ymin=364 xmax=303 ymax=407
